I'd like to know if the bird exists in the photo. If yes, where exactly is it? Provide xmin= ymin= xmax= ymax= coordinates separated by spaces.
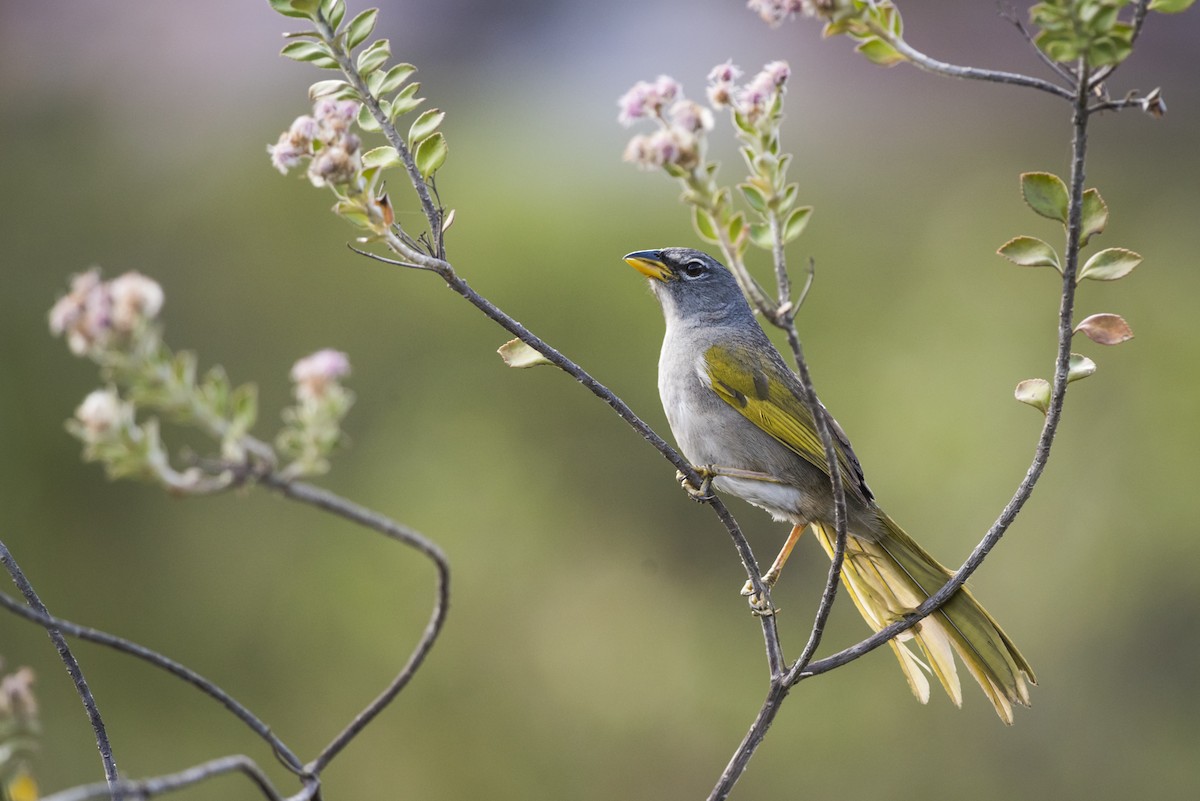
xmin=623 ymin=246 xmax=1035 ymax=723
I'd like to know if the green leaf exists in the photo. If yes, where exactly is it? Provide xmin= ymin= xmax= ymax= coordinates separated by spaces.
xmin=1068 ymin=353 xmax=1096 ymax=383
xmin=1074 ymin=313 xmax=1134 ymax=345
xmin=309 ymin=79 xmax=354 ymax=100
xmin=855 ymin=36 xmax=906 ymax=66
xmin=356 ymin=38 xmax=391 ymax=75
xmin=498 ymin=338 xmax=552 ymax=368
xmin=269 ymin=0 xmax=319 ymax=19
xmin=408 ymin=109 xmax=445 ymax=148
xmin=357 ymin=103 xmax=381 ymax=132
xmin=1149 ymin=0 xmax=1196 ymax=12
xmin=996 ymin=235 xmax=1061 ymax=270
xmin=782 ymin=206 xmax=813 ymax=243
xmin=693 ymin=207 xmax=719 ymax=244
xmin=324 ymin=0 xmax=346 ymax=30
xmin=748 ymin=222 xmax=773 ymax=250
xmin=414 ymin=133 xmax=448 ymax=178
xmin=345 ymin=8 xmax=378 ymax=50
xmin=390 ymin=81 xmax=424 ymax=117
xmin=1077 ymin=247 xmax=1142 ymax=283
xmin=361 ymin=145 xmax=401 ymax=170
xmin=376 ymin=63 xmax=417 ymax=95
xmin=728 ymin=212 xmax=746 ymax=245
xmin=739 ymin=183 xmax=768 ymax=214
xmin=281 ymin=40 xmax=336 ymax=65
xmin=1080 ymin=188 xmax=1108 ymax=246
xmin=1014 ymin=378 xmax=1051 ymax=414
xmin=1021 ymin=172 xmax=1069 ymax=223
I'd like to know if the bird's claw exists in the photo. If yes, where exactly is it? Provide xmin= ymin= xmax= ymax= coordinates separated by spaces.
xmin=740 ymin=578 xmax=778 ymax=616
xmin=676 ymin=467 xmax=715 ymax=502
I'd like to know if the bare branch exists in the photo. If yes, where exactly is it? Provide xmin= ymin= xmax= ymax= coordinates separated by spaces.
xmin=0 ymin=540 xmax=121 ymax=796
xmin=42 ymin=755 xmax=284 ymax=801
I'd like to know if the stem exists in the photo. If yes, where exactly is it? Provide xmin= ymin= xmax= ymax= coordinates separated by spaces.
xmin=256 ymin=477 xmax=451 ymax=774
xmin=706 ymin=680 xmax=788 ymax=801
xmin=0 ymin=541 xmax=122 ymax=797
xmin=884 ymin=34 xmax=1073 ymax=100
xmin=800 ymin=60 xmax=1093 ymax=681
xmin=41 ymin=755 xmax=284 ymax=801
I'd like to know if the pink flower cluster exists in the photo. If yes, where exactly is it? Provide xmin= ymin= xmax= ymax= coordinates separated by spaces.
xmin=268 ymin=98 xmax=363 ymax=188
xmin=747 ymin=0 xmax=819 ymax=27
xmin=290 ymin=348 xmax=351 ymax=402
xmin=618 ymin=76 xmax=713 ymax=172
xmin=49 ymin=269 xmax=164 ymax=356
xmin=618 ymin=60 xmax=791 ymax=171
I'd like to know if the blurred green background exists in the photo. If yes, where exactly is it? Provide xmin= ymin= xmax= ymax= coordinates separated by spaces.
xmin=2 ymin=1 xmax=1199 ymax=799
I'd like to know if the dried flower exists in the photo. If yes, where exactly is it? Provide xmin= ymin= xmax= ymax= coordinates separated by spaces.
xmin=48 ymin=269 xmax=111 ymax=356
xmin=747 ymin=0 xmax=812 ymax=26
xmin=706 ymin=60 xmax=742 ymax=108
xmin=617 ymin=75 xmax=682 ymax=126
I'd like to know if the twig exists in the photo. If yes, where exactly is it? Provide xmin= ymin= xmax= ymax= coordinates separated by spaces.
xmin=0 ymin=540 xmax=121 ymax=796
xmin=886 ymin=35 xmax=1073 ymax=100
xmin=1088 ymin=0 xmax=1151 ymax=90
xmin=0 ymin=580 xmax=305 ymax=774
xmin=255 ymin=477 xmax=452 ymax=774
xmin=800 ymin=57 xmax=1094 ymax=683
xmin=999 ymin=3 xmax=1078 ymax=85
xmin=41 ymin=755 xmax=283 ymax=801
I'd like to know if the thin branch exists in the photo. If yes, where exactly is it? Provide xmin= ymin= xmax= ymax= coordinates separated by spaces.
xmin=254 ymin=477 xmax=452 ymax=774
xmin=800 ymin=58 xmax=1093 ymax=683
xmin=885 ymin=34 xmax=1073 ymax=100
xmin=0 ymin=540 xmax=121 ymax=796
xmin=1088 ymin=0 xmax=1151 ymax=90
xmin=0 ymin=582 xmax=305 ymax=774
xmin=312 ymin=13 xmax=443 ymax=256
xmin=42 ymin=755 xmax=284 ymax=801
xmin=999 ymin=3 xmax=1078 ymax=84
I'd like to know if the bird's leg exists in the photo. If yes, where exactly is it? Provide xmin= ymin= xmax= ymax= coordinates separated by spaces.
xmin=741 ymin=522 xmax=808 ymax=615
xmin=676 ymin=465 xmax=716 ymax=502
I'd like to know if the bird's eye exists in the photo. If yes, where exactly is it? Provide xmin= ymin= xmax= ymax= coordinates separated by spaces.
xmin=681 ymin=260 xmax=707 ymax=280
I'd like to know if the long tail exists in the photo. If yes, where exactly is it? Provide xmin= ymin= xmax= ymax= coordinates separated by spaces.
xmin=810 ymin=515 xmax=1035 ymax=724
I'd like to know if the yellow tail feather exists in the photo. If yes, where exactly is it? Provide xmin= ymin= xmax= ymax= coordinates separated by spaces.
xmin=811 ymin=516 xmax=1035 ymax=724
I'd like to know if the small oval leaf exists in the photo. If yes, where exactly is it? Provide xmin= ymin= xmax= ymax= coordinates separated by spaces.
xmin=1078 ymin=247 xmax=1142 ymax=283
xmin=408 ymin=109 xmax=446 ymax=148
xmin=1015 ymin=378 xmax=1051 ymax=414
xmin=782 ymin=206 xmax=813 ymax=243
xmin=345 ymin=8 xmax=378 ymax=50
xmin=390 ymin=81 xmax=424 ymax=118
xmin=1021 ymin=172 xmax=1069 ymax=223
xmin=1080 ymin=188 xmax=1108 ymax=246
xmin=1075 ymin=313 xmax=1133 ymax=345
xmin=309 ymin=79 xmax=354 ymax=100
xmin=414 ymin=132 xmax=448 ymax=178
xmin=498 ymin=338 xmax=552 ymax=368
xmin=748 ymin=222 xmax=773 ymax=250
xmin=357 ymin=103 xmax=381 ymax=132
xmin=361 ymin=145 xmax=401 ymax=170
xmin=281 ymin=40 xmax=334 ymax=63
xmin=356 ymin=38 xmax=391 ymax=75
xmin=997 ymin=235 xmax=1061 ymax=270
xmin=692 ymin=207 xmax=719 ymax=244
xmin=377 ymin=63 xmax=417 ymax=95
xmin=1068 ymin=353 xmax=1097 ymax=382
xmin=739 ymin=183 xmax=768 ymax=214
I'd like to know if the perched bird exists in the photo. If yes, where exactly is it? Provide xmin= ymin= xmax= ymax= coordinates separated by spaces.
xmin=624 ymin=247 xmax=1035 ymax=723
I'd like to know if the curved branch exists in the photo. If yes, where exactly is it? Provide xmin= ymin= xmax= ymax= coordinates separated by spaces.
xmin=254 ymin=477 xmax=452 ymax=774
xmin=0 ymin=540 xmax=121 ymax=794
xmin=887 ymin=35 xmax=1074 ymax=100
xmin=800 ymin=58 xmax=1094 ymax=683
xmin=0 ymin=582 xmax=305 ymax=774
xmin=41 ymin=755 xmax=284 ymax=801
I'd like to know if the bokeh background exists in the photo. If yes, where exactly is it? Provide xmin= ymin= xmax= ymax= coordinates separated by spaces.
xmin=2 ymin=1 xmax=1199 ymax=799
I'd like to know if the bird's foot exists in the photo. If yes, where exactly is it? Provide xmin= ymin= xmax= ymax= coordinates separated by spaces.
xmin=676 ymin=466 xmax=715 ymax=503
xmin=740 ymin=576 xmax=779 ymax=616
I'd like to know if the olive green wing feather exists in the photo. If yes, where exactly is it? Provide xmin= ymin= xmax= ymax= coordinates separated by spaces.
xmin=703 ymin=342 xmax=869 ymax=498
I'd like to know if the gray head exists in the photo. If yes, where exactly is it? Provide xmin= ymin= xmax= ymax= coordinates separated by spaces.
xmin=623 ymin=248 xmax=754 ymax=326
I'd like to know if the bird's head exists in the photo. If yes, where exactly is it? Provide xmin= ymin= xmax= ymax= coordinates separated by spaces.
xmin=623 ymin=248 xmax=752 ymax=325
